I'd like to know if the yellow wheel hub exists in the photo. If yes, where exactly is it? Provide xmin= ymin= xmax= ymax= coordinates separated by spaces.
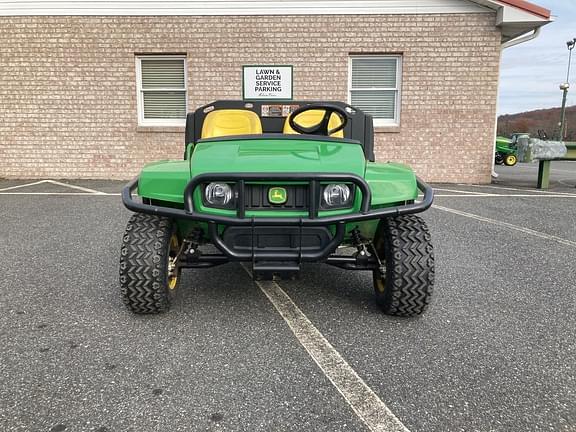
xmin=168 ymin=274 xmax=178 ymax=290
xmin=372 ymin=237 xmax=386 ymax=294
xmin=167 ymin=234 xmax=179 ymax=290
xmin=375 ymin=277 xmax=386 ymax=293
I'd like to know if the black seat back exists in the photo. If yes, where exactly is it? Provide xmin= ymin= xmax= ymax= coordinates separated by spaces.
xmin=185 ymin=100 xmax=374 ymax=161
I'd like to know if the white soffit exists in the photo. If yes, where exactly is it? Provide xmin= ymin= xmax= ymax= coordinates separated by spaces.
xmin=0 ymin=0 xmax=492 ymax=16
xmin=496 ymin=3 xmax=548 ymax=24
xmin=471 ymin=0 xmax=549 ymax=23
xmin=0 ymin=0 xmax=551 ymax=42
xmin=470 ymin=0 xmax=552 ymax=42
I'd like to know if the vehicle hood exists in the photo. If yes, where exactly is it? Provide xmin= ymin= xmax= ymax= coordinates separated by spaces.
xmin=190 ymin=138 xmax=366 ymax=178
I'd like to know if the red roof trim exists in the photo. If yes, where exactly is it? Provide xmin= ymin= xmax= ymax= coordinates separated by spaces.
xmin=496 ymin=0 xmax=551 ymax=19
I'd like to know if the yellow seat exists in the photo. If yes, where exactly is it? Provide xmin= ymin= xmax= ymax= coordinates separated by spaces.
xmin=283 ymin=110 xmax=344 ymax=138
xmin=201 ymin=109 xmax=263 ymax=139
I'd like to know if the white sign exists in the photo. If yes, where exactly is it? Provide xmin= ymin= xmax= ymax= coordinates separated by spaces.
xmin=243 ymin=66 xmax=293 ymax=100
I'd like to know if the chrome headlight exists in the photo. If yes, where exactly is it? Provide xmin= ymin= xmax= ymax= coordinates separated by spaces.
xmin=322 ymin=184 xmax=352 ymax=208
xmin=204 ymin=183 xmax=234 ymax=207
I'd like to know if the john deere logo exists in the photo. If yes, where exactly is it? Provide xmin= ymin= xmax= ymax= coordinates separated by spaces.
xmin=269 ymin=187 xmax=287 ymax=204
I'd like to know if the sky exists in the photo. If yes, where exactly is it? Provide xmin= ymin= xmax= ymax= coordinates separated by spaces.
xmin=498 ymin=0 xmax=576 ymax=115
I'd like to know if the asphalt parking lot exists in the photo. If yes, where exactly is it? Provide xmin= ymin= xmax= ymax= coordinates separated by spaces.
xmin=1 ymin=163 xmax=575 ymax=432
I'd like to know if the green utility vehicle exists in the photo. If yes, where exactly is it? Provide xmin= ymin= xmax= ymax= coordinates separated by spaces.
xmin=495 ymin=136 xmax=517 ymax=166
xmin=495 ymin=133 xmax=530 ymax=167
xmin=121 ymin=101 xmax=435 ymax=317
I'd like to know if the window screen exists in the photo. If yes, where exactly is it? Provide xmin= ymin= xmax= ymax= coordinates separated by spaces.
xmin=349 ymin=56 xmax=401 ymax=125
xmin=137 ymin=56 xmax=187 ymax=125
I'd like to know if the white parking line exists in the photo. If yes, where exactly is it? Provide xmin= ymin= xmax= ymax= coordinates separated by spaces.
xmin=46 ymin=179 xmax=107 ymax=195
xmin=559 ymin=179 xmax=576 ymax=188
xmin=241 ymin=264 xmax=409 ymax=432
xmin=0 ymin=192 xmax=120 ymax=196
xmin=504 ymin=165 xmax=575 ymax=174
xmin=0 ymin=180 xmax=50 ymax=192
xmin=434 ymin=194 xmax=576 ymax=198
xmin=460 ymin=184 xmax=576 ymax=197
xmin=434 ymin=187 xmax=490 ymax=195
xmin=433 ymin=205 xmax=576 ymax=249
xmin=0 ymin=179 xmax=112 ymax=195
xmin=0 ymin=179 xmax=118 ymax=195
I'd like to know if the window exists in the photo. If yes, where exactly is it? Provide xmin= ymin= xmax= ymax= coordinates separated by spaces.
xmin=349 ymin=55 xmax=401 ymax=126
xmin=136 ymin=55 xmax=187 ymax=126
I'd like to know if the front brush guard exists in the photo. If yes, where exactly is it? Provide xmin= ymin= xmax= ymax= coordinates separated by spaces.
xmin=122 ymin=172 xmax=433 ymax=262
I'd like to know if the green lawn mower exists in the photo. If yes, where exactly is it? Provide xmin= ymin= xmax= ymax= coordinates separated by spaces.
xmin=120 ymin=100 xmax=435 ymax=317
xmin=495 ymin=136 xmax=518 ymax=166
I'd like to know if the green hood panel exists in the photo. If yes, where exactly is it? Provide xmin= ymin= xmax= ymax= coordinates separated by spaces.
xmin=190 ymin=139 xmax=366 ymax=177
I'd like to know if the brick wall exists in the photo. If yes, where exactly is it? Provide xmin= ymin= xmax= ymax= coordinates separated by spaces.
xmin=0 ymin=14 xmax=501 ymax=183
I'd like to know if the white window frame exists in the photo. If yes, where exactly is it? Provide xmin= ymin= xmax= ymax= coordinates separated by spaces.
xmin=348 ymin=55 xmax=402 ymax=127
xmin=135 ymin=55 xmax=187 ymax=127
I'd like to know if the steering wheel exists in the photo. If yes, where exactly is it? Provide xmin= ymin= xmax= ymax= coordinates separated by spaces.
xmin=288 ymin=103 xmax=348 ymax=136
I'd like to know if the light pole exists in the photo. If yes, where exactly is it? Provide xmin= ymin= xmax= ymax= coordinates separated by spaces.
xmin=559 ymin=38 xmax=576 ymax=141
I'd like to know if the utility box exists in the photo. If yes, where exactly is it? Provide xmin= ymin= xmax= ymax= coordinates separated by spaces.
xmin=516 ymin=138 xmax=567 ymax=162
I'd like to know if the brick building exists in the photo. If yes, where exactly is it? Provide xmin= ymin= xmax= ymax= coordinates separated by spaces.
xmin=0 ymin=0 xmax=550 ymax=183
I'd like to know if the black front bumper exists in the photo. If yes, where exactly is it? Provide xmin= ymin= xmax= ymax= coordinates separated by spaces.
xmin=122 ymin=172 xmax=433 ymax=263
xmin=123 ymin=172 xmax=433 ymax=225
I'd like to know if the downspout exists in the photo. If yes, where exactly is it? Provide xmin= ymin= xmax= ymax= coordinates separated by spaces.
xmin=492 ymin=27 xmax=542 ymax=178
xmin=502 ymin=27 xmax=541 ymax=49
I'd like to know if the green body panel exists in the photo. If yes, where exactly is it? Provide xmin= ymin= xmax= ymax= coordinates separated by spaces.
xmin=364 ymin=162 xmax=418 ymax=205
xmin=137 ymin=137 xmax=419 ymax=241
xmin=496 ymin=136 xmax=517 ymax=156
xmin=356 ymin=162 xmax=419 ymax=240
xmin=190 ymin=139 xmax=366 ymax=177
xmin=138 ymin=160 xmax=190 ymax=204
xmin=565 ymin=142 xmax=576 ymax=159
xmin=537 ymin=142 xmax=576 ymax=189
